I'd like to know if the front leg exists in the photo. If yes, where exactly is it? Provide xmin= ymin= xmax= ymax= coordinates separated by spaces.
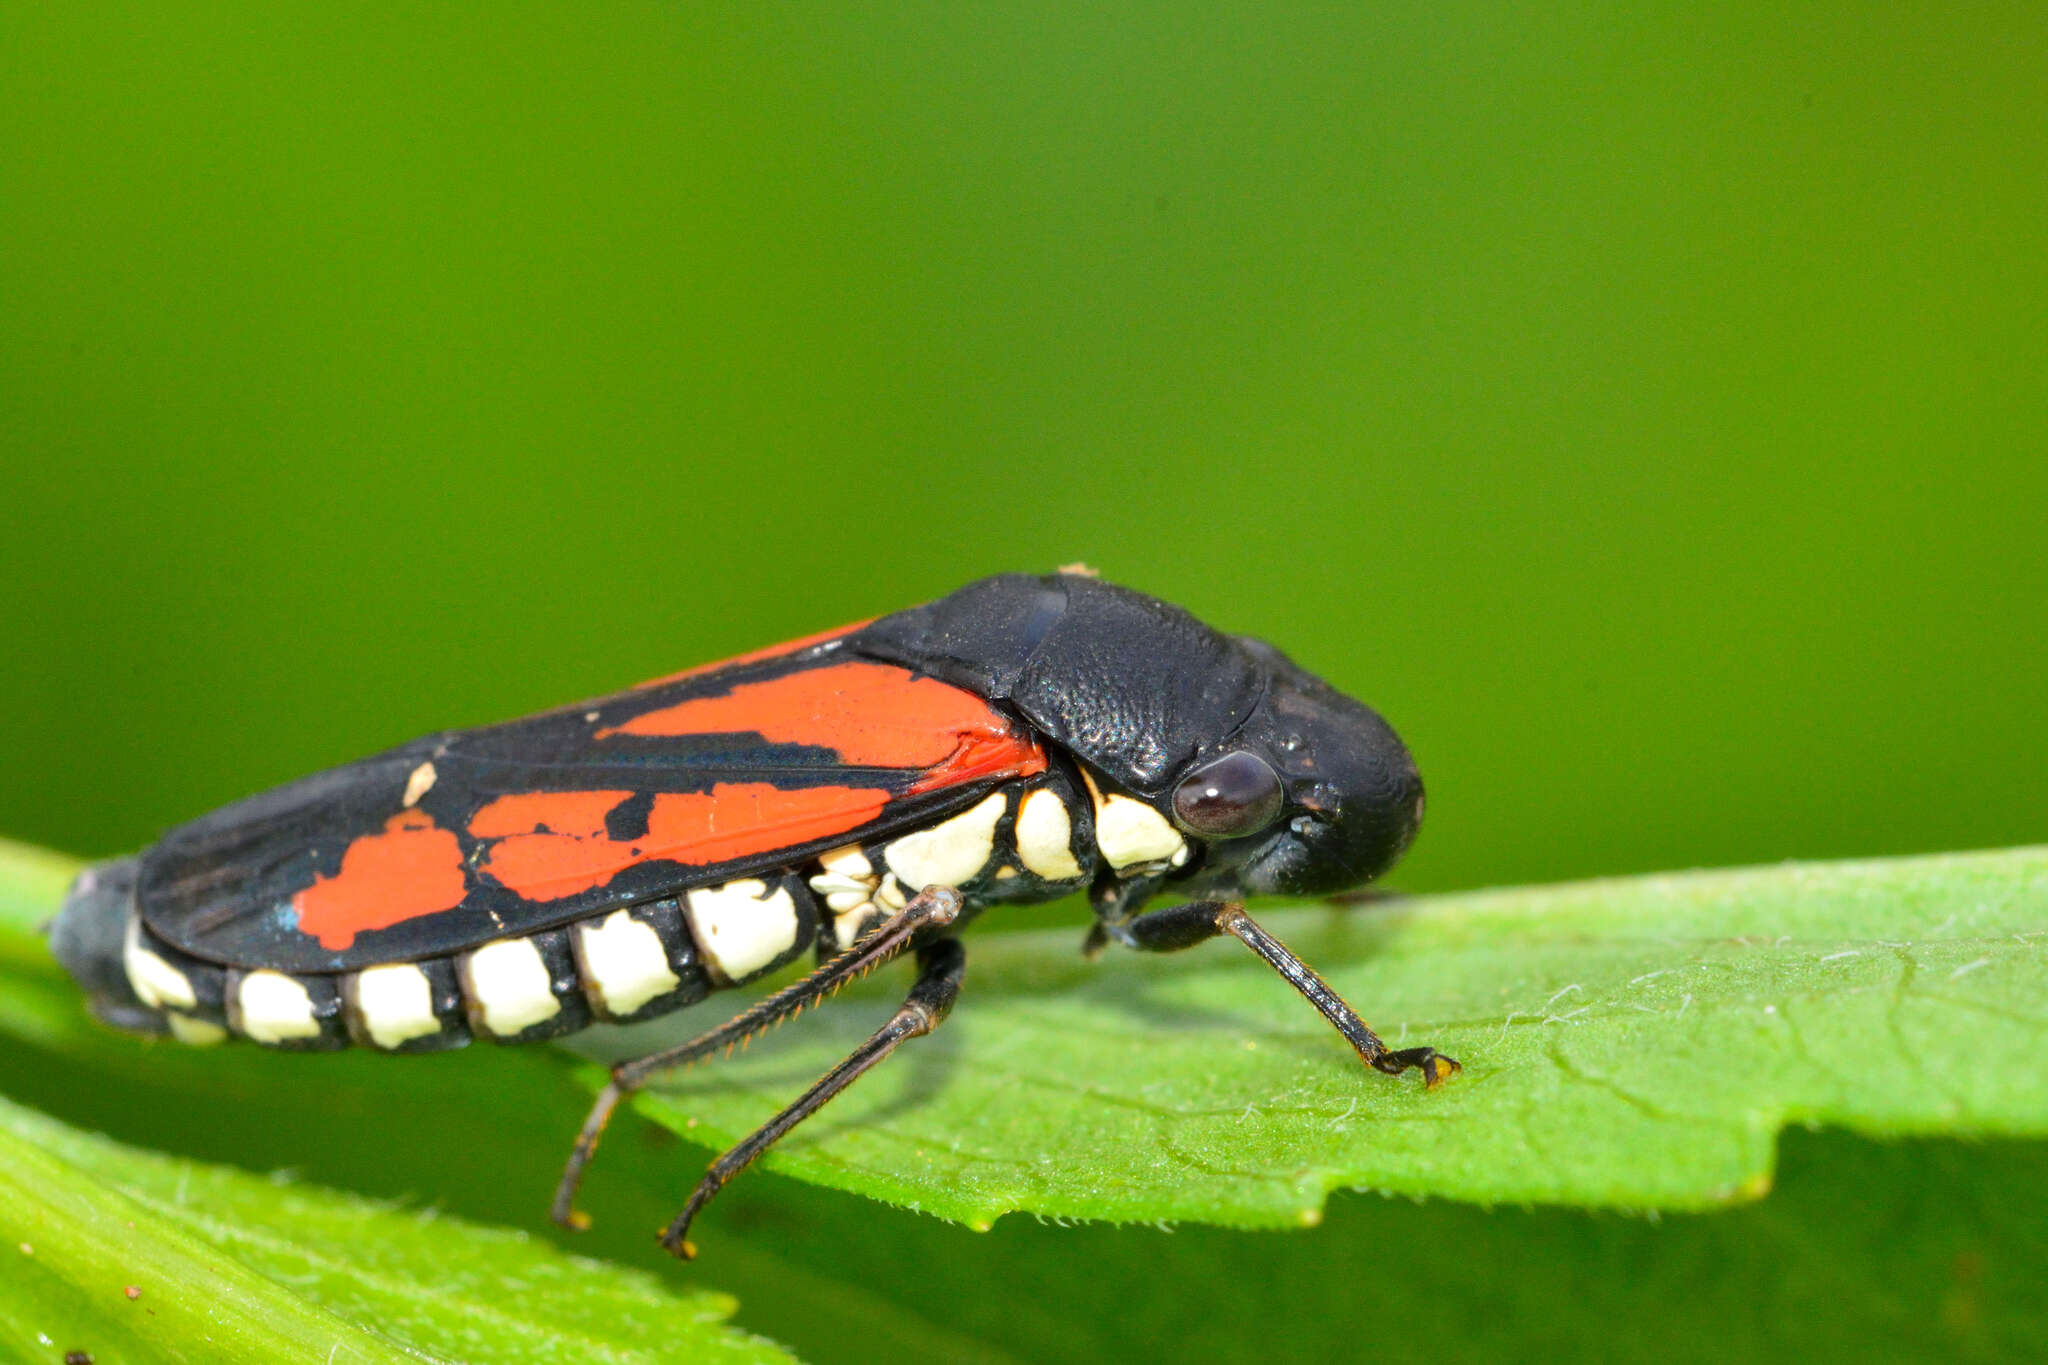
xmin=1102 ymin=900 xmax=1458 ymax=1087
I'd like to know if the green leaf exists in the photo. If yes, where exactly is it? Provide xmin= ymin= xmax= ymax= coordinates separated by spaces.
xmin=0 ymin=1098 xmax=787 ymax=1365
xmin=577 ymin=846 xmax=2048 ymax=1226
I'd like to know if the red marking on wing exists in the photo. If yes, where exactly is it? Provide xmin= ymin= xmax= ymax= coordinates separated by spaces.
xmin=634 ymin=619 xmax=874 ymax=689
xmin=909 ymin=724 xmax=1046 ymax=794
xmin=647 ymin=784 xmax=894 ymax=866
xmin=473 ymin=784 xmax=893 ymax=902
xmin=602 ymin=659 xmax=1047 ymax=779
xmin=292 ymin=810 xmax=468 ymax=952
xmin=468 ymin=790 xmax=632 ymax=839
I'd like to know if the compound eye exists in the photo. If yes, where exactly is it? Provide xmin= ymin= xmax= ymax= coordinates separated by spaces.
xmin=1171 ymin=751 xmax=1285 ymax=839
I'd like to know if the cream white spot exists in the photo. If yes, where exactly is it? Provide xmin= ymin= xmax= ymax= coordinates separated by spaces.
xmin=809 ymin=844 xmax=880 ymax=908
xmin=818 ymin=845 xmax=873 ymax=880
xmin=574 ymin=910 xmax=681 ymax=1018
xmin=347 ymin=963 xmax=441 ymax=1049
xmin=123 ymin=918 xmax=196 ymax=1011
xmin=685 ymin=879 xmax=800 ymax=982
xmin=402 ymin=761 xmax=437 ymax=808
xmin=462 ymin=938 xmax=561 ymax=1037
xmin=994 ymin=865 xmax=1019 ymax=880
xmin=1014 ymin=789 xmax=1083 ymax=881
xmin=235 ymin=970 xmax=321 ymax=1044
xmin=886 ymin=792 xmax=1006 ymax=892
xmin=1082 ymin=769 xmax=1187 ymax=871
xmin=166 ymin=1013 xmax=228 ymax=1046
xmin=875 ymin=875 xmax=908 ymax=911
xmin=832 ymin=904 xmax=885 ymax=949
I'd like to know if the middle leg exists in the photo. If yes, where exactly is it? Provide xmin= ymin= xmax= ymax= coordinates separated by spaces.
xmin=660 ymin=934 xmax=968 ymax=1259
xmin=552 ymin=884 xmax=962 ymax=1231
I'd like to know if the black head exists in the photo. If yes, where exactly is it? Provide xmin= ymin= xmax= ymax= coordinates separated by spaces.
xmin=1170 ymin=638 xmax=1425 ymax=900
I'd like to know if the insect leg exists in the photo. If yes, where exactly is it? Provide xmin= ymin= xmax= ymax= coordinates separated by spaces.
xmin=1107 ymin=900 xmax=1459 ymax=1087
xmin=660 ymin=935 xmax=966 ymax=1259
xmin=550 ymin=884 xmax=962 ymax=1232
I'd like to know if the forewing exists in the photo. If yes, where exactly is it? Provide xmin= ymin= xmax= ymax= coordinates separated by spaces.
xmin=139 ymin=639 xmax=1045 ymax=972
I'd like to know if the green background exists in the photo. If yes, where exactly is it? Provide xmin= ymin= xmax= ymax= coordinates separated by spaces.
xmin=3 ymin=4 xmax=2045 ymax=1362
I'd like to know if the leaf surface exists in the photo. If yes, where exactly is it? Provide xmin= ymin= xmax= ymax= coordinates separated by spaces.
xmin=0 ymin=1098 xmax=788 ymax=1365
xmin=580 ymin=846 xmax=2048 ymax=1225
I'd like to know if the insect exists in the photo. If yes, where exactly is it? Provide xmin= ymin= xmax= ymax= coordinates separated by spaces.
xmin=50 ymin=570 xmax=1456 ymax=1257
